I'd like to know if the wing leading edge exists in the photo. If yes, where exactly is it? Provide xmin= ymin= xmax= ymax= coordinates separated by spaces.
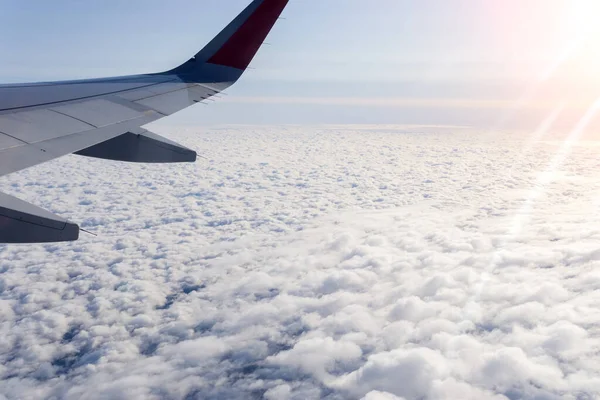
xmin=0 ymin=0 xmax=289 ymax=243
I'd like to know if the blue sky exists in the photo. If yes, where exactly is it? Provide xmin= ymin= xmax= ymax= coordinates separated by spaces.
xmin=2 ymin=0 xmax=598 ymax=127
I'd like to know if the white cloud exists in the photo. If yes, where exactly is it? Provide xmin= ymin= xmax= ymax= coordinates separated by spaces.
xmin=1 ymin=125 xmax=600 ymax=399
xmin=361 ymin=391 xmax=406 ymax=400
xmin=336 ymin=347 xmax=450 ymax=399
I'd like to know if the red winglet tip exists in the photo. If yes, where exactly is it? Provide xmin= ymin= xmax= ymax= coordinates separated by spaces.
xmin=207 ymin=0 xmax=289 ymax=70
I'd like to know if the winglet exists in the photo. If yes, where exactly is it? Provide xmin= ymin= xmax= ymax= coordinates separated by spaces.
xmin=174 ymin=0 xmax=288 ymax=74
xmin=203 ymin=0 xmax=289 ymax=70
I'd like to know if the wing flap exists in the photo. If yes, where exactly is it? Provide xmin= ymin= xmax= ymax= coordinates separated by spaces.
xmin=0 ymin=192 xmax=79 ymax=243
xmin=75 ymin=128 xmax=196 ymax=163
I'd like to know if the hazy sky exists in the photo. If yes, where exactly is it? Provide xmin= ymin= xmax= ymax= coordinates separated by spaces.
xmin=2 ymin=0 xmax=600 ymax=127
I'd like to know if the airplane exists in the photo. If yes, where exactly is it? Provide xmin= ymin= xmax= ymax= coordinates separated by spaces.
xmin=0 ymin=0 xmax=289 ymax=244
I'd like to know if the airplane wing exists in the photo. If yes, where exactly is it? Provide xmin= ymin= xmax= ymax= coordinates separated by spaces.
xmin=0 ymin=0 xmax=289 ymax=243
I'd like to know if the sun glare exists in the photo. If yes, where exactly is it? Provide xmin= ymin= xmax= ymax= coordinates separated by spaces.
xmin=559 ymin=0 xmax=600 ymax=81
xmin=518 ymin=0 xmax=600 ymax=121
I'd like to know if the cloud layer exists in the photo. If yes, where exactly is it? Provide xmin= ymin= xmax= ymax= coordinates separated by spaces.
xmin=1 ymin=125 xmax=600 ymax=399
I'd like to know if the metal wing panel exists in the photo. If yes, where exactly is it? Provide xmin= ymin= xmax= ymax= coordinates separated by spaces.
xmin=0 ymin=112 xmax=161 ymax=177
xmin=0 ymin=76 xmax=173 ymax=112
xmin=135 ymin=84 xmax=209 ymax=115
xmin=115 ymin=82 xmax=194 ymax=102
xmin=0 ymin=78 xmax=221 ymax=172
xmin=50 ymin=99 xmax=145 ymax=128
xmin=188 ymin=85 xmax=219 ymax=99
xmin=0 ymin=78 xmax=214 ymax=157
xmin=116 ymin=88 xmax=163 ymax=102
xmin=116 ymin=82 xmax=207 ymax=102
xmin=0 ymin=109 xmax=93 ymax=143
xmin=146 ymin=82 xmax=195 ymax=95
xmin=0 ymin=134 xmax=24 ymax=149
